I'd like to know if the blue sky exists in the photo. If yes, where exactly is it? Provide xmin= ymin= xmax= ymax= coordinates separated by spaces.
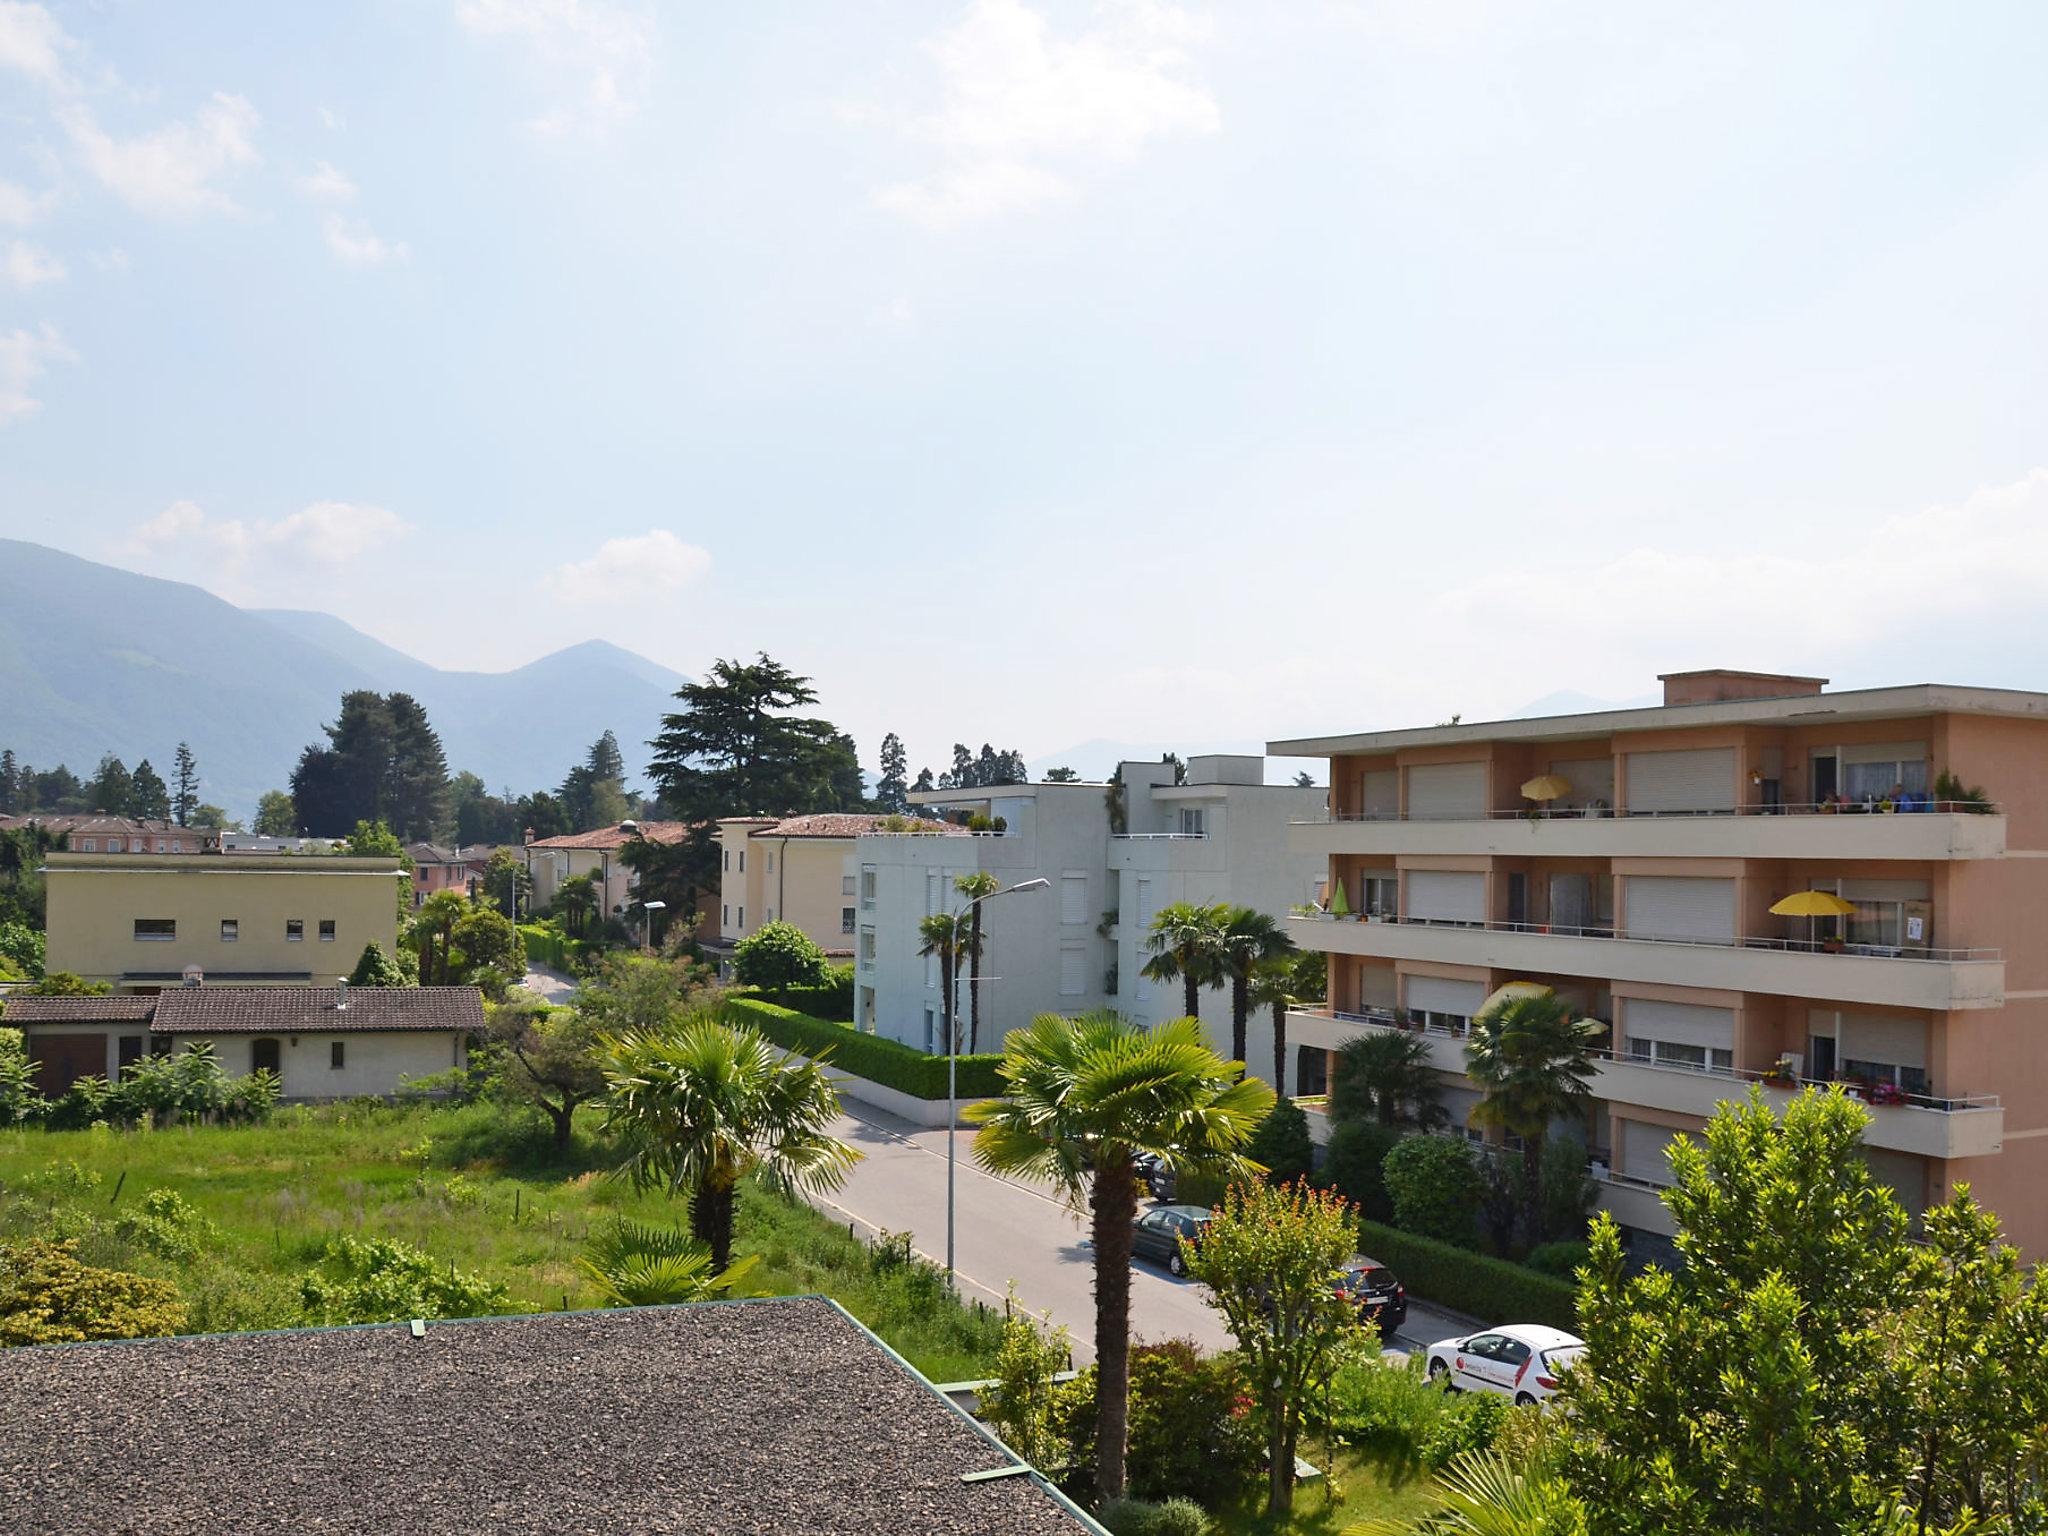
xmin=4 ymin=1 xmax=2047 ymax=781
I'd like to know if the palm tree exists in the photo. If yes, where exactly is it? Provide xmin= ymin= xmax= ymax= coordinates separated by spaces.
xmin=600 ymin=1015 xmax=860 ymax=1272
xmin=1248 ymin=955 xmax=1299 ymax=1093
xmin=1331 ymin=1030 xmax=1447 ymax=1128
xmin=1140 ymin=901 xmax=1229 ymax=1024
xmin=966 ymin=1012 xmax=1274 ymax=1504
xmin=953 ymin=872 xmax=1000 ymax=1053
xmin=918 ymin=911 xmax=971 ymax=1053
xmin=1218 ymin=906 xmax=1295 ymax=1067
xmin=578 ymin=1218 xmax=761 ymax=1305
xmin=1463 ymin=993 xmax=1602 ymax=1246
xmin=1346 ymin=1448 xmax=1584 ymax=1535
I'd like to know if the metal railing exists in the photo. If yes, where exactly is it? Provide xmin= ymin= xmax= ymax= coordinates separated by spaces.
xmin=1109 ymin=831 xmax=1207 ymax=840
xmin=1291 ymin=912 xmax=1999 ymax=964
xmin=1301 ymin=798 xmax=2001 ymax=825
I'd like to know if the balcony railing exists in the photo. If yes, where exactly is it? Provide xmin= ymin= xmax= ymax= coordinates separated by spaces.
xmin=1109 ymin=832 xmax=1207 ymax=840
xmin=1303 ymin=799 xmax=2000 ymax=825
xmin=1296 ymin=912 xmax=1999 ymax=965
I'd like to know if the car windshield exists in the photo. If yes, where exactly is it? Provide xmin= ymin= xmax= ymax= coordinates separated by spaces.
xmin=1353 ymin=1267 xmax=1396 ymax=1289
xmin=1542 ymin=1346 xmax=1586 ymax=1373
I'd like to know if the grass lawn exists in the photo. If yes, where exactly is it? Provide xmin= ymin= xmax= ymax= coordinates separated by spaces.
xmin=1211 ymin=1447 xmax=1441 ymax=1535
xmin=0 ymin=1101 xmax=1004 ymax=1381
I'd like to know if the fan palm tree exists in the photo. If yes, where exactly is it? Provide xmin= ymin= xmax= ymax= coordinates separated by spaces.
xmin=600 ymin=1015 xmax=860 ymax=1272
xmin=965 ymin=1012 xmax=1274 ymax=1503
xmin=918 ymin=911 xmax=971 ymax=1053
xmin=1331 ymin=1030 xmax=1448 ymax=1128
xmin=1247 ymin=955 xmax=1299 ymax=1093
xmin=1346 ymin=1448 xmax=1586 ymax=1535
xmin=1218 ymin=906 xmax=1295 ymax=1068
xmin=953 ymin=872 xmax=1000 ymax=1053
xmin=1463 ymin=993 xmax=1603 ymax=1245
xmin=1140 ymin=901 xmax=1229 ymax=1024
xmin=578 ymin=1218 xmax=761 ymax=1306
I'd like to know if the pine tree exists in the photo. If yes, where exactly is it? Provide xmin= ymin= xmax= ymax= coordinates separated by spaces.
xmin=384 ymin=694 xmax=449 ymax=841
xmin=586 ymin=729 xmax=627 ymax=784
xmin=88 ymin=755 xmax=132 ymax=815
xmin=0 ymin=750 xmax=16 ymax=814
xmin=172 ymin=743 xmax=200 ymax=826
xmin=876 ymin=733 xmax=909 ymax=815
xmin=129 ymin=759 xmax=172 ymax=821
xmin=949 ymin=743 xmax=973 ymax=788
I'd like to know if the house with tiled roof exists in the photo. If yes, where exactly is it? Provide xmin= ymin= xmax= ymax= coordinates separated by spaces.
xmin=708 ymin=813 xmax=964 ymax=975
xmin=405 ymin=842 xmax=506 ymax=907
xmin=522 ymin=820 xmax=715 ymax=941
xmin=0 ymin=813 xmax=218 ymax=854
xmin=1 ymin=983 xmax=480 ymax=1099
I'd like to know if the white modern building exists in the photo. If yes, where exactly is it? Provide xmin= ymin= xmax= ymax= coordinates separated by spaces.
xmin=854 ymin=756 xmax=1326 ymax=1088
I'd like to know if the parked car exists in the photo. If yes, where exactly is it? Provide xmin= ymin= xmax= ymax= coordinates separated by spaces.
xmin=1132 ymin=1152 xmax=1176 ymax=1202
xmin=1424 ymin=1325 xmax=1585 ymax=1406
xmin=1331 ymin=1257 xmax=1407 ymax=1335
xmin=1131 ymin=1204 xmax=1211 ymax=1277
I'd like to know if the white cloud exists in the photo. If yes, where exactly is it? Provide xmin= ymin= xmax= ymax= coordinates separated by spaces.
xmin=321 ymin=212 xmax=409 ymax=267
xmin=317 ymin=105 xmax=345 ymax=131
xmin=62 ymin=93 xmax=261 ymax=218
xmin=546 ymin=529 xmax=712 ymax=603
xmin=125 ymin=498 xmax=411 ymax=570
xmin=454 ymin=0 xmax=655 ymax=135
xmin=0 ymin=322 xmax=75 ymax=420
xmin=868 ymin=0 xmax=1220 ymax=228
xmin=0 ymin=1 xmax=73 ymax=90
xmin=2 ymin=237 xmax=63 ymax=286
xmin=87 ymin=246 xmax=129 ymax=272
xmin=0 ymin=176 xmax=56 ymax=226
xmin=296 ymin=160 xmax=358 ymax=203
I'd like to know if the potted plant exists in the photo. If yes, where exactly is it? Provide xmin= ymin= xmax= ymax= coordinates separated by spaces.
xmin=1762 ymin=1057 xmax=1799 ymax=1089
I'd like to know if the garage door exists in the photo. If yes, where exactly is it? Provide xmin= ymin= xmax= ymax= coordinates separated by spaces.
xmin=1624 ymin=876 xmax=1736 ymax=943
xmin=1406 ymin=871 xmax=1486 ymax=925
xmin=1624 ymin=999 xmax=1734 ymax=1051
xmin=1406 ymin=762 xmax=1486 ymax=820
xmin=27 ymin=1033 xmax=107 ymax=1096
xmin=1626 ymin=748 xmax=1736 ymax=814
xmin=1405 ymin=975 xmax=1488 ymax=1019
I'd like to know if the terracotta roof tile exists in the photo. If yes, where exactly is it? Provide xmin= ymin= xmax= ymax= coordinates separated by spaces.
xmin=524 ymin=820 xmax=700 ymax=851
xmin=753 ymin=814 xmax=964 ymax=839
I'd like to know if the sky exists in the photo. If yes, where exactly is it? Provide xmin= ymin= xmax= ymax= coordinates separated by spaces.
xmin=3 ymin=0 xmax=2048 ymax=783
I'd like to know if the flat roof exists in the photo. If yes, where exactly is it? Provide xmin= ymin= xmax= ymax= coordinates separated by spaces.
xmin=0 ymin=1296 xmax=1101 ymax=1536
xmin=1267 ymin=682 xmax=2048 ymax=757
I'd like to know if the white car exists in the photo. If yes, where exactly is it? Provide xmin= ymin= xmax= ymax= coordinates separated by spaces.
xmin=1424 ymin=1325 xmax=1585 ymax=1406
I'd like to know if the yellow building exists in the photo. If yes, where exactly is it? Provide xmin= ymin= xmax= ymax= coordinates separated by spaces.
xmin=41 ymin=852 xmax=403 ymax=992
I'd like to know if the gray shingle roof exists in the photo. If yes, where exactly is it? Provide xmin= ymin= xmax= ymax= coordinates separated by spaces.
xmin=0 ymin=994 xmax=158 ymax=1024
xmin=0 ymin=1297 xmax=1100 ymax=1536
xmin=149 ymin=986 xmax=484 ymax=1034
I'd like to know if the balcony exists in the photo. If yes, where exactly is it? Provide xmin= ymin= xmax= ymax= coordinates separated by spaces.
xmin=1592 ymin=1172 xmax=1678 ymax=1237
xmin=1289 ymin=804 xmax=2006 ymax=861
xmin=1288 ymin=914 xmax=2004 ymax=1012
xmin=1108 ymin=831 xmax=1221 ymax=874
xmin=1288 ymin=1005 xmax=2005 ymax=1160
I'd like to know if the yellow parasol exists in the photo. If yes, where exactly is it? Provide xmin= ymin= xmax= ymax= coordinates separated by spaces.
xmin=1770 ymin=890 xmax=1857 ymax=918
xmin=1521 ymin=774 xmax=1571 ymax=801
xmin=1478 ymin=980 xmax=1553 ymax=1017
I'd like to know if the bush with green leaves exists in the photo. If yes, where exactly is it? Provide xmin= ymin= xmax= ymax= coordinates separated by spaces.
xmin=1381 ymin=1134 xmax=1483 ymax=1245
xmin=1418 ymin=1387 xmax=1509 ymax=1469
xmin=298 ymin=1235 xmax=514 ymax=1325
xmin=114 ymin=1188 xmax=218 ymax=1264
xmin=0 ymin=1030 xmax=46 ymax=1127
xmin=45 ymin=1074 xmax=115 ymax=1130
xmin=1245 ymin=1097 xmax=1315 ymax=1184
xmin=0 ymin=1237 xmax=188 ymax=1346
xmin=732 ymin=920 xmax=833 ymax=1001
xmin=0 ymin=921 xmax=44 ymax=980
xmin=1048 ymin=1341 xmax=1258 ymax=1508
xmin=1320 ymin=1352 xmax=1509 ymax=1471
xmin=347 ymin=940 xmax=414 ymax=988
xmin=1537 ymin=1134 xmax=1594 ymax=1243
xmin=20 ymin=971 xmax=110 ymax=997
xmin=1322 ymin=1119 xmax=1399 ymax=1222
xmin=1097 ymin=1497 xmax=1211 ymax=1536
xmin=1523 ymin=1240 xmax=1591 ymax=1280
xmin=983 ymin=1295 xmax=1077 ymax=1474
xmin=1356 ymin=1219 xmax=1578 ymax=1331
xmin=723 ymin=998 xmax=1007 ymax=1099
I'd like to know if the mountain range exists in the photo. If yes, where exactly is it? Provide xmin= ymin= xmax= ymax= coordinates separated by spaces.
xmin=0 ymin=539 xmax=688 ymax=818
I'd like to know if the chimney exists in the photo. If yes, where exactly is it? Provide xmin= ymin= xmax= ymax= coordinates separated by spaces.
xmin=335 ymin=978 xmax=349 ymax=1010
xmin=1658 ymin=669 xmax=1828 ymax=707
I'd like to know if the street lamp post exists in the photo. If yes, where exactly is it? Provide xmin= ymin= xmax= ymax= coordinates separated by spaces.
xmin=640 ymin=899 xmax=666 ymax=951
xmin=946 ymin=877 xmax=1049 ymax=1285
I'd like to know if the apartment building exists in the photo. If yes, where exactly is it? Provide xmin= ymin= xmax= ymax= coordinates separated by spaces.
xmin=707 ymin=814 xmax=960 ymax=974
xmin=1271 ymin=669 xmax=2048 ymax=1257
xmin=0 ymin=814 xmax=219 ymax=854
xmin=41 ymin=852 xmax=403 ymax=991
xmin=524 ymin=820 xmax=689 ymax=925
xmin=856 ymin=757 xmax=1325 ymax=1081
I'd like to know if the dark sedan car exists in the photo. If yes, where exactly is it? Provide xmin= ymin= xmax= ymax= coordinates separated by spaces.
xmin=1332 ymin=1258 xmax=1407 ymax=1335
xmin=1131 ymin=1204 xmax=1211 ymax=1277
xmin=1132 ymin=1152 xmax=1176 ymax=1202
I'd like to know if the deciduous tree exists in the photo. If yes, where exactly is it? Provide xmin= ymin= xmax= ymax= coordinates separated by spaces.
xmin=128 ymin=759 xmax=170 ymax=822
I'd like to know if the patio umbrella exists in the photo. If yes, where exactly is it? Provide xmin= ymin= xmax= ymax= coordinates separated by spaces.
xmin=1769 ymin=890 xmax=1857 ymax=918
xmin=1521 ymin=774 xmax=1571 ymax=801
xmin=1328 ymin=877 xmax=1351 ymax=916
xmin=1478 ymin=980 xmax=1553 ymax=1017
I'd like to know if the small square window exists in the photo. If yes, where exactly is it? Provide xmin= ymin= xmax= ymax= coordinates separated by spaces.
xmin=285 ymin=919 xmax=304 ymax=943
xmin=330 ymin=1041 xmax=345 ymax=1070
xmin=134 ymin=918 xmax=176 ymax=942
xmin=318 ymin=919 xmax=336 ymax=942
xmin=220 ymin=919 xmax=239 ymax=942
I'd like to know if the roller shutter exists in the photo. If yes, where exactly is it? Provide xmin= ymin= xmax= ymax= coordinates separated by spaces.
xmin=1621 ymin=1120 xmax=1682 ymax=1186
xmin=1059 ymin=945 xmax=1087 ymax=998
xmin=1626 ymin=748 xmax=1736 ymax=814
xmin=1361 ymin=770 xmax=1399 ymax=819
xmin=1406 ymin=762 xmax=1487 ymax=819
xmin=1623 ymin=999 xmax=1734 ymax=1051
xmin=1407 ymin=871 xmax=1486 ymax=924
xmin=1861 ymin=1148 xmax=1927 ymax=1214
xmin=1439 ymin=1085 xmax=1483 ymax=1134
xmin=1357 ymin=966 xmax=1398 ymax=1010
xmin=1404 ymin=976 xmax=1488 ymax=1018
xmin=1839 ymin=1013 xmax=1927 ymax=1068
xmin=1553 ymin=757 xmax=1615 ymax=803
xmin=1623 ymin=877 xmax=1736 ymax=943
xmin=1060 ymin=873 xmax=1089 ymax=925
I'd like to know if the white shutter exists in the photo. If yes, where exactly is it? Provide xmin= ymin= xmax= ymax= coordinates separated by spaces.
xmin=1060 ymin=944 xmax=1087 ymax=997
xmin=1623 ymin=999 xmax=1734 ymax=1051
xmin=1839 ymin=1013 xmax=1927 ymax=1069
xmin=1438 ymin=1085 xmax=1482 ymax=1133
xmin=1625 ymin=748 xmax=1736 ymax=813
xmin=1406 ymin=762 xmax=1487 ymax=819
xmin=1622 ymin=1120 xmax=1681 ymax=1185
xmin=1843 ymin=740 xmax=1929 ymax=766
xmin=1552 ymin=757 xmax=1615 ymax=803
xmin=1840 ymin=878 xmax=1932 ymax=903
xmin=1623 ymin=877 xmax=1736 ymax=942
xmin=1406 ymin=871 xmax=1486 ymax=924
xmin=1357 ymin=965 xmax=1398 ymax=1009
xmin=1361 ymin=770 xmax=1398 ymax=819
xmin=1060 ymin=873 xmax=1089 ymax=925
xmin=1861 ymin=1148 xmax=1927 ymax=1214
xmin=1404 ymin=976 xmax=1487 ymax=1018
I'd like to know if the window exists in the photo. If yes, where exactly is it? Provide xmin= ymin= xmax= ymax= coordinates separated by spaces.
xmin=737 ymin=905 xmax=745 ymax=929
xmin=107 ymin=838 xmax=124 ymax=852
xmin=133 ymin=918 xmax=176 ymax=942
xmin=1178 ymin=807 xmax=1206 ymax=837
xmin=766 ymin=852 xmax=774 ymax=874
xmin=1060 ymin=873 xmax=1089 ymax=925
xmin=841 ymin=907 xmax=856 ymax=934
xmin=330 ymin=1041 xmax=346 ymax=1070
xmin=842 ymin=874 xmax=856 ymax=897
xmin=722 ymin=848 xmax=730 ymax=871
xmin=861 ymin=865 xmax=877 ymax=906
xmin=738 ymin=850 xmax=746 ymax=873
xmin=1059 ymin=944 xmax=1087 ymax=997
xmin=722 ymin=904 xmax=730 ymax=926
xmin=859 ymin=927 xmax=877 ymax=966
xmin=220 ymin=919 xmax=238 ymax=942
xmin=285 ymin=919 xmax=304 ymax=942
xmin=80 ymin=839 xmax=96 ymax=851
xmin=1844 ymin=1058 xmax=1931 ymax=1097
xmin=118 ymin=1036 xmax=144 ymax=1078
xmin=1626 ymin=1037 xmax=1734 ymax=1073
xmin=318 ymin=919 xmax=336 ymax=943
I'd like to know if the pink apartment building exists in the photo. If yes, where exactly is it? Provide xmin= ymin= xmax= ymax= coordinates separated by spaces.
xmin=1271 ymin=669 xmax=2048 ymax=1259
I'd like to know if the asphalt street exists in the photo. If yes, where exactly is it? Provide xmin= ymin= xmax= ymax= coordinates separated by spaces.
xmin=805 ymin=1101 xmax=1474 ymax=1368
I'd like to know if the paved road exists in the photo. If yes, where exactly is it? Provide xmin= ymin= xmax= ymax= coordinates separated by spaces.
xmin=520 ymin=962 xmax=579 ymax=1004
xmin=805 ymin=1102 xmax=1473 ymax=1367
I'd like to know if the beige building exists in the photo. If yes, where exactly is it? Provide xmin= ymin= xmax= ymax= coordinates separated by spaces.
xmin=6 ymin=985 xmax=478 ymax=1099
xmin=1272 ymin=669 xmax=2048 ymax=1260
xmin=523 ymin=819 xmax=718 ymax=941
xmin=42 ymin=852 xmax=402 ymax=992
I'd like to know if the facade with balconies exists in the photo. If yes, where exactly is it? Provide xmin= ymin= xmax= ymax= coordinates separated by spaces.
xmin=1269 ymin=669 xmax=2048 ymax=1257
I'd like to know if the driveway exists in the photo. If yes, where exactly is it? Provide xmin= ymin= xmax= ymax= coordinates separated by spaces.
xmin=521 ymin=962 xmax=579 ymax=1004
xmin=805 ymin=1103 xmax=1473 ymax=1367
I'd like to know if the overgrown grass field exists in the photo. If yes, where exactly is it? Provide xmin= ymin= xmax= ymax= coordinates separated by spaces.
xmin=0 ymin=1102 xmax=1004 ymax=1381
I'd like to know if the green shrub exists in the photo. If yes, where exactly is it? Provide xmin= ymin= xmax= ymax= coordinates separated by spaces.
xmin=1144 ymin=1498 xmax=1211 ymax=1536
xmin=1537 ymin=1136 xmax=1595 ymax=1243
xmin=1246 ymin=1097 xmax=1315 ymax=1184
xmin=732 ymin=921 xmax=833 ymax=999
xmin=1172 ymin=1168 xmax=1228 ymax=1210
xmin=1419 ymin=1388 xmax=1509 ymax=1468
xmin=298 ymin=1235 xmax=515 ymax=1325
xmin=0 ymin=1032 xmax=46 ymax=1127
xmin=1098 ymin=1499 xmax=1163 ymax=1536
xmin=723 ymin=998 xmax=1006 ymax=1099
xmin=517 ymin=923 xmax=600 ymax=975
xmin=1322 ymin=1351 xmax=1447 ymax=1459
xmin=1052 ymin=1341 xmax=1257 ymax=1507
xmin=1523 ymin=1240 xmax=1591 ymax=1280
xmin=1323 ymin=1120 xmax=1400 ymax=1222
xmin=1381 ymin=1135 xmax=1482 ymax=1246
xmin=114 ymin=1188 xmax=217 ymax=1263
xmin=45 ymin=1074 xmax=115 ymax=1130
xmin=0 ymin=1238 xmax=187 ymax=1345
xmin=0 ymin=921 xmax=45 ymax=980
xmin=1356 ymin=1219 xmax=1578 ymax=1332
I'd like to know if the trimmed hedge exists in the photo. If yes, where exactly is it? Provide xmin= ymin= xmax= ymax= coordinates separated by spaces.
xmin=734 ymin=980 xmax=855 ymax=1022
xmin=1357 ymin=1218 xmax=1579 ymax=1333
xmin=517 ymin=924 xmax=600 ymax=975
xmin=724 ymin=998 xmax=1007 ymax=1100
